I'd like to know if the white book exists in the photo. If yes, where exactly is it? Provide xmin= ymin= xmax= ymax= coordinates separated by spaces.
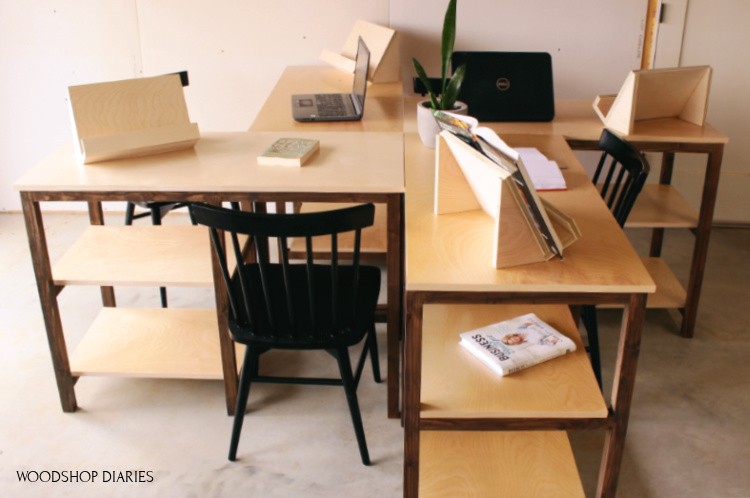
xmin=459 ymin=313 xmax=577 ymax=376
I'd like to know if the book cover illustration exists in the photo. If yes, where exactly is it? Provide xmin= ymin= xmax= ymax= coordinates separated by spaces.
xmin=257 ymin=137 xmax=320 ymax=166
xmin=459 ymin=313 xmax=577 ymax=376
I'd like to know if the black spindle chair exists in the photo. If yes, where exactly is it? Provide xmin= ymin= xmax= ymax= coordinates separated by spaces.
xmin=584 ymin=129 xmax=650 ymax=387
xmin=190 ymin=202 xmax=382 ymax=465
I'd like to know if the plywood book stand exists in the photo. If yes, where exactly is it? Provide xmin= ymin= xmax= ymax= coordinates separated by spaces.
xmin=68 ymin=72 xmax=200 ymax=164
xmin=319 ymin=20 xmax=400 ymax=83
xmin=435 ymin=131 xmax=579 ymax=269
xmin=593 ymin=65 xmax=712 ymax=135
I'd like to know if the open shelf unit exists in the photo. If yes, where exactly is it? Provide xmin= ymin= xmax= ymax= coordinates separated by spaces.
xmin=51 ymin=225 xmax=229 ymax=381
xmin=416 ymin=303 xmax=604 ymax=495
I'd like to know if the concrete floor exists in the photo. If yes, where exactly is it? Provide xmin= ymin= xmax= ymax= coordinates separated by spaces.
xmin=1 ymin=211 xmax=749 ymax=497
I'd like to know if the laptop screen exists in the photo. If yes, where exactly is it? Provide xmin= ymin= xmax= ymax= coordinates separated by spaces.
xmin=352 ymin=37 xmax=370 ymax=107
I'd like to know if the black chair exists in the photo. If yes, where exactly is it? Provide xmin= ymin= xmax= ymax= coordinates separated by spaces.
xmin=583 ymin=129 xmax=650 ymax=387
xmin=124 ymin=202 xmax=191 ymax=307
xmin=189 ymin=202 xmax=382 ymax=465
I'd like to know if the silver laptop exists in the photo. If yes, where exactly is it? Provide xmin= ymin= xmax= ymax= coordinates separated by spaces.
xmin=292 ymin=37 xmax=370 ymax=122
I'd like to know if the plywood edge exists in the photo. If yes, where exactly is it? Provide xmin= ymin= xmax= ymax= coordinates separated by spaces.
xmin=419 ymin=431 xmax=585 ymax=498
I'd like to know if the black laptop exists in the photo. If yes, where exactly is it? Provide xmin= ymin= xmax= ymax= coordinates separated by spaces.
xmin=451 ymin=51 xmax=555 ymax=122
xmin=292 ymin=37 xmax=370 ymax=122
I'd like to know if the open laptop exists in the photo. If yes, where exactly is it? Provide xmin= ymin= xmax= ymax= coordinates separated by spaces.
xmin=292 ymin=37 xmax=370 ymax=122
xmin=451 ymin=51 xmax=555 ymax=122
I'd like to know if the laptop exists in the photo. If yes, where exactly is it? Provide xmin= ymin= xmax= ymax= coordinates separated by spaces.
xmin=451 ymin=51 xmax=555 ymax=122
xmin=292 ymin=37 xmax=370 ymax=122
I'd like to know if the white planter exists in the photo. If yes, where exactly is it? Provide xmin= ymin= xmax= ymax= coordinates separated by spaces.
xmin=416 ymin=100 xmax=468 ymax=148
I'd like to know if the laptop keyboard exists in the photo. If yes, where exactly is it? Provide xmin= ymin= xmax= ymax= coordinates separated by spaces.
xmin=315 ymin=94 xmax=347 ymax=117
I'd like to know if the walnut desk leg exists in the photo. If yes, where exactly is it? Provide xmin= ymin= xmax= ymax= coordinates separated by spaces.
xmin=402 ymin=291 xmax=424 ymax=498
xmin=86 ymin=200 xmax=116 ymax=308
xmin=21 ymin=193 xmax=78 ymax=412
xmin=681 ymin=144 xmax=724 ymax=338
xmin=387 ymin=194 xmax=405 ymax=419
xmin=596 ymin=293 xmax=647 ymax=497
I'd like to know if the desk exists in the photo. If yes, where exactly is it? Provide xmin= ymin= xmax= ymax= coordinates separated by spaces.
xmin=251 ymin=66 xmax=407 ymax=418
xmin=14 ymin=131 xmax=404 ymax=414
xmin=402 ymin=133 xmax=654 ymax=496
xmin=405 ymin=95 xmax=728 ymax=338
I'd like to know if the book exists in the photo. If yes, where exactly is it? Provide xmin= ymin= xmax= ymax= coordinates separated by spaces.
xmin=432 ymin=111 xmax=568 ymax=260
xmin=458 ymin=313 xmax=577 ymax=376
xmin=257 ymin=137 xmax=319 ymax=166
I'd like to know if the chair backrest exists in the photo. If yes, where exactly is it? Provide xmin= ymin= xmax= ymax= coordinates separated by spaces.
xmin=592 ymin=129 xmax=651 ymax=227
xmin=189 ymin=202 xmax=378 ymax=344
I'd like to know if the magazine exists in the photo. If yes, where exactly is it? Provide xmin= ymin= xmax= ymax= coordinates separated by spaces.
xmin=432 ymin=111 xmax=565 ymax=259
xmin=459 ymin=313 xmax=577 ymax=376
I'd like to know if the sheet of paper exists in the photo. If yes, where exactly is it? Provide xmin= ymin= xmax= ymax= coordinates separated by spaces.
xmin=516 ymin=148 xmax=567 ymax=191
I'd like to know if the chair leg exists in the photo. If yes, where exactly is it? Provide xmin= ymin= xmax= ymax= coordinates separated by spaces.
xmin=228 ymin=347 xmax=258 ymax=461
xmin=367 ymin=326 xmax=382 ymax=383
xmin=582 ymin=305 xmax=603 ymax=388
xmin=124 ymin=202 xmax=135 ymax=225
xmin=149 ymin=207 xmax=169 ymax=308
xmin=335 ymin=347 xmax=371 ymax=466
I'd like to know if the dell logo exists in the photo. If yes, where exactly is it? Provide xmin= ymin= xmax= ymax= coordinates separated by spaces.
xmin=496 ymin=77 xmax=511 ymax=91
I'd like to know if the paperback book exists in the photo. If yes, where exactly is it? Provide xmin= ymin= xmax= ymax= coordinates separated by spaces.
xmin=257 ymin=137 xmax=319 ymax=166
xmin=459 ymin=313 xmax=577 ymax=376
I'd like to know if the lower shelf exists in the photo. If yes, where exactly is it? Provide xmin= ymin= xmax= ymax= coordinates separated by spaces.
xmin=69 ymin=307 xmax=236 ymax=379
xmin=625 ymin=184 xmax=699 ymax=228
xmin=421 ymin=303 xmax=607 ymax=419
xmin=419 ymin=430 xmax=584 ymax=498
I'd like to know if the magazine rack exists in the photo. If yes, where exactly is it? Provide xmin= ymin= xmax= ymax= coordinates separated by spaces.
xmin=319 ymin=20 xmax=400 ymax=83
xmin=435 ymin=132 xmax=579 ymax=268
xmin=593 ymin=65 xmax=712 ymax=135
xmin=68 ymin=72 xmax=200 ymax=164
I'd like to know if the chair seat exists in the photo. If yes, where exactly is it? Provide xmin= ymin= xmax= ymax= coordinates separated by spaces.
xmin=229 ymin=263 xmax=381 ymax=349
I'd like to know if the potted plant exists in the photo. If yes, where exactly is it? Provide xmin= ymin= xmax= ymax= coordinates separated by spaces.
xmin=412 ymin=0 xmax=467 ymax=148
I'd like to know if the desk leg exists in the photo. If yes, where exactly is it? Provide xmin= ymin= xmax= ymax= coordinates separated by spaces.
xmin=21 ymin=194 xmax=78 ymax=412
xmin=387 ymin=194 xmax=405 ymax=419
xmin=597 ymin=293 xmax=646 ymax=497
xmin=87 ymin=201 xmax=116 ymax=307
xmin=681 ymin=145 xmax=724 ymax=338
xmin=649 ymin=153 xmax=675 ymax=258
xmin=403 ymin=292 xmax=424 ymax=498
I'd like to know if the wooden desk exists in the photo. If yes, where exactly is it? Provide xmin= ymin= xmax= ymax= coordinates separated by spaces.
xmin=405 ymin=95 xmax=728 ymax=338
xmin=402 ymin=133 xmax=654 ymax=497
xmin=252 ymin=66 xmax=407 ymax=418
xmin=14 ymin=131 xmax=404 ymax=415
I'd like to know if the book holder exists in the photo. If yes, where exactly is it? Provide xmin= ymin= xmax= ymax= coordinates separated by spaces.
xmin=319 ymin=20 xmax=400 ymax=83
xmin=593 ymin=65 xmax=712 ymax=135
xmin=435 ymin=132 xmax=579 ymax=269
xmin=68 ymin=72 xmax=200 ymax=164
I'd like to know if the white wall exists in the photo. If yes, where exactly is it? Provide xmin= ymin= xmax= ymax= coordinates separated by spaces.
xmin=5 ymin=0 xmax=745 ymax=223
xmin=670 ymin=0 xmax=750 ymax=224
